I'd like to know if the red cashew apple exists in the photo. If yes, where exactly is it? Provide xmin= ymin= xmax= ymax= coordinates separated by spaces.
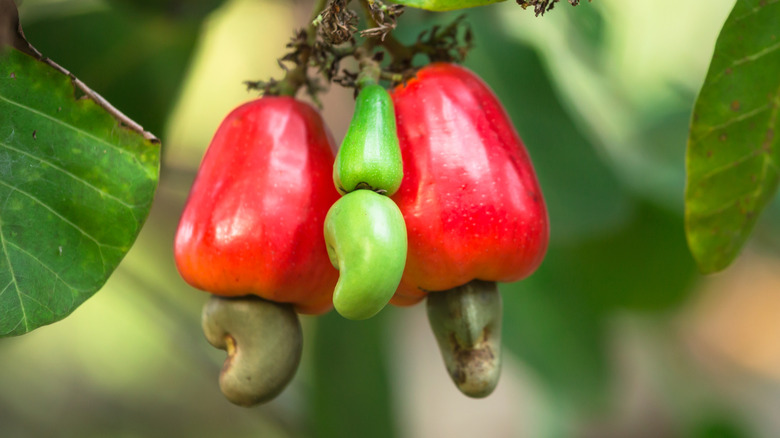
xmin=174 ymin=96 xmax=339 ymax=315
xmin=390 ymin=62 xmax=549 ymax=305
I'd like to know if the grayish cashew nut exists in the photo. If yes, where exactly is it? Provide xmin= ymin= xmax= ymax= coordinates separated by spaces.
xmin=201 ymin=295 xmax=303 ymax=406
xmin=426 ymin=280 xmax=502 ymax=398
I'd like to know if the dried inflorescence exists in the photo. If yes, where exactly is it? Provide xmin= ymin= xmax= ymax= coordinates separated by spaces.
xmin=316 ymin=0 xmax=359 ymax=45
xmin=244 ymin=29 xmax=327 ymax=103
xmin=412 ymin=15 xmax=472 ymax=65
xmin=516 ymin=0 xmax=584 ymax=16
xmin=247 ymin=0 xmax=584 ymax=100
xmin=360 ymin=1 xmax=405 ymax=40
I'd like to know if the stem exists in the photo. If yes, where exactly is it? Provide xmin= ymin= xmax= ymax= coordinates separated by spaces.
xmin=276 ymin=64 xmax=308 ymax=98
xmin=331 ymin=45 xmax=358 ymax=58
xmin=307 ymin=0 xmax=329 ymax=43
xmin=359 ymin=0 xmax=380 ymax=52
xmin=358 ymin=0 xmax=413 ymax=64
xmin=380 ymin=32 xmax=413 ymax=65
xmin=356 ymin=55 xmax=381 ymax=88
xmin=275 ymin=0 xmax=330 ymax=97
xmin=379 ymin=70 xmax=404 ymax=83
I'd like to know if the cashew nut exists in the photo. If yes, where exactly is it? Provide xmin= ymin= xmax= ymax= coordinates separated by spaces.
xmin=201 ymin=295 xmax=302 ymax=406
xmin=426 ymin=280 xmax=502 ymax=398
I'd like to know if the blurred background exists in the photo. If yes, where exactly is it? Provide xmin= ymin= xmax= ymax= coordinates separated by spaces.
xmin=4 ymin=0 xmax=780 ymax=436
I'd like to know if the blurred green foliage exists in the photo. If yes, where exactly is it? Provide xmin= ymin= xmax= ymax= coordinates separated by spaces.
xmin=2 ymin=0 xmax=776 ymax=437
xmin=19 ymin=0 xmax=223 ymax=137
xmin=310 ymin=311 xmax=397 ymax=438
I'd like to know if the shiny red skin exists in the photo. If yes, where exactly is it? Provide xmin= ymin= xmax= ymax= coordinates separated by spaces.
xmin=174 ymin=97 xmax=339 ymax=315
xmin=389 ymin=63 xmax=549 ymax=306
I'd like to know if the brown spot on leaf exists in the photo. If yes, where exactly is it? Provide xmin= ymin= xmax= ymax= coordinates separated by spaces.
xmin=731 ymin=100 xmax=740 ymax=111
xmin=719 ymin=133 xmax=727 ymax=142
xmin=32 ymin=130 xmax=36 ymax=140
xmin=707 ymin=150 xmax=713 ymax=158
xmin=725 ymin=68 xmax=732 ymax=75
xmin=9 ymin=72 xmax=15 ymax=79
xmin=763 ymin=129 xmax=774 ymax=153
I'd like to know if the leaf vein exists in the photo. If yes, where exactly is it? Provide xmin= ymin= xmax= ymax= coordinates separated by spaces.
xmin=0 ymin=179 xmax=125 ymax=257
xmin=697 ymin=145 xmax=777 ymax=183
xmin=0 ymin=280 xmax=13 ymax=298
xmin=735 ymin=0 xmax=780 ymax=20
xmin=1 ymin=317 xmax=24 ymax=337
xmin=0 ymin=141 xmax=144 ymax=213
xmin=13 ymin=289 xmax=56 ymax=317
xmin=696 ymin=103 xmax=772 ymax=141
xmin=694 ymin=161 xmax=779 ymax=220
xmin=732 ymin=40 xmax=780 ymax=68
xmin=0 ymin=215 xmax=28 ymax=332
xmin=0 ymin=94 xmax=150 ymax=175
xmin=6 ymin=240 xmax=87 ymax=295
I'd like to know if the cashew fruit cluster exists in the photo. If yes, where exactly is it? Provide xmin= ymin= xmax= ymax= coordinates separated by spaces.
xmin=174 ymin=63 xmax=548 ymax=405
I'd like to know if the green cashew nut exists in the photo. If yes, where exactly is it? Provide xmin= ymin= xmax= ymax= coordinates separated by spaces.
xmin=201 ymin=295 xmax=303 ymax=406
xmin=334 ymin=84 xmax=403 ymax=195
xmin=324 ymin=189 xmax=407 ymax=320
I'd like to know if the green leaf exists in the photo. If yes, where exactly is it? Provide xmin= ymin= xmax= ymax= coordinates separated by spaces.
xmin=0 ymin=48 xmax=160 ymax=337
xmin=387 ymin=0 xmax=505 ymax=12
xmin=685 ymin=0 xmax=780 ymax=273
